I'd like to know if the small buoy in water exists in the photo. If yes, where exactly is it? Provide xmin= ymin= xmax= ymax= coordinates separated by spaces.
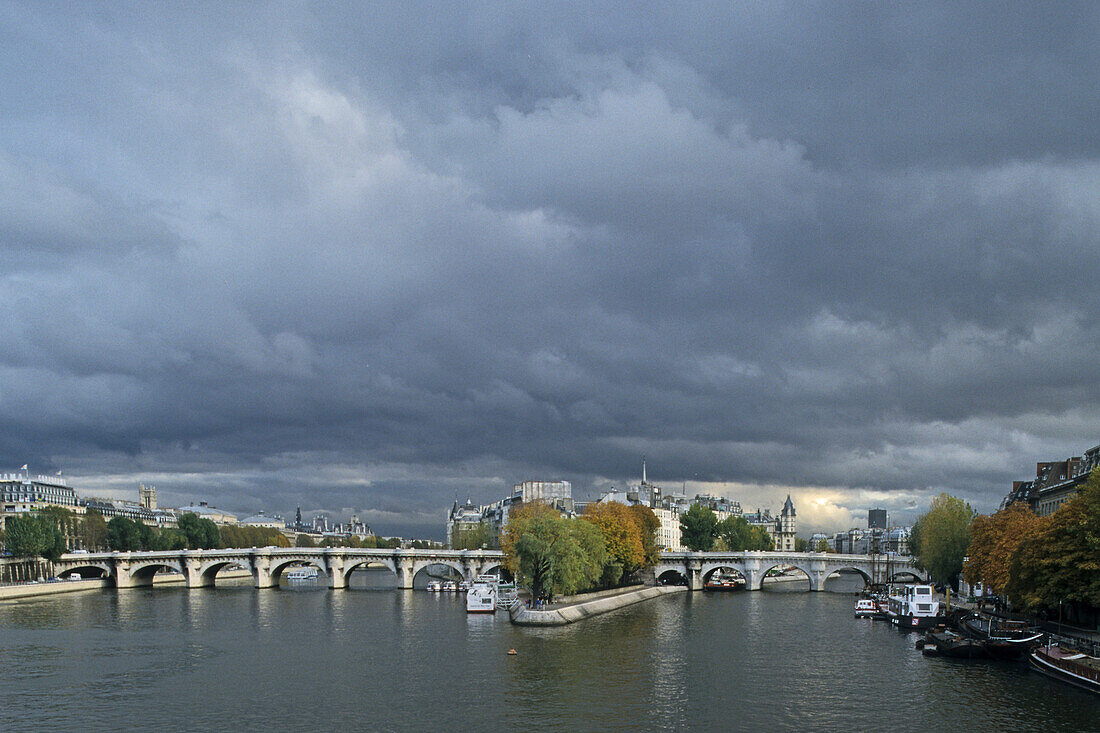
xmin=507 ymin=648 xmax=518 ymax=656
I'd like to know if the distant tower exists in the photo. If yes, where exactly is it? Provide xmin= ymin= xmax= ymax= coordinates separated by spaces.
xmin=778 ymin=494 xmax=796 ymax=551
xmin=295 ymin=505 xmax=302 ymax=529
xmin=868 ymin=508 xmax=887 ymax=530
xmin=139 ymin=483 xmax=157 ymax=510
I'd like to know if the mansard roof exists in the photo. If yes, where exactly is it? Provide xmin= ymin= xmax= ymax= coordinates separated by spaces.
xmin=782 ymin=494 xmax=795 ymax=517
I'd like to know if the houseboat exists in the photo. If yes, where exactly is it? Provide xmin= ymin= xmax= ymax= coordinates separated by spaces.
xmin=886 ymin=585 xmax=942 ymax=630
xmin=466 ymin=577 xmax=497 ymax=614
xmin=1029 ymin=639 xmax=1100 ymax=694
xmin=854 ymin=598 xmax=880 ymax=618
xmin=705 ymin=573 xmax=745 ymax=591
xmin=920 ymin=627 xmax=989 ymax=658
xmin=286 ymin=567 xmax=318 ymax=582
xmin=959 ymin=615 xmax=1043 ymax=659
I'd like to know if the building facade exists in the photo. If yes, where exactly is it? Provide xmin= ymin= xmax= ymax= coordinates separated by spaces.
xmin=1002 ymin=443 xmax=1100 ymax=517
xmin=446 ymin=480 xmax=574 ymax=549
xmin=139 ymin=483 xmax=157 ymax=510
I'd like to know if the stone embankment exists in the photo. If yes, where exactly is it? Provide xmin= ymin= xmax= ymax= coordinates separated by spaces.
xmin=510 ymin=584 xmax=687 ymax=626
xmin=0 ymin=568 xmax=253 ymax=601
xmin=0 ymin=578 xmax=111 ymax=600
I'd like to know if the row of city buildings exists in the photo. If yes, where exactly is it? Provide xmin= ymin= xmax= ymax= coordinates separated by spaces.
xmin=1001 ymin=441 xmax=1100 ymax=516
xmin=806 ymin=510 xmax=912 ymax=557
xmin=0 ymin=469 xmax=374 ymax=546
xmin=446 ymin=467 xmax=798 ymax=552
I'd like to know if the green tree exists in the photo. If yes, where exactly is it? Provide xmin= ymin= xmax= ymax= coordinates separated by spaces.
xmin=680 ymin=504 xmax=718 ymax=551
xmin=503 ymin=502 xmax=608 ymax=600
xmin=963 ymin=502 xmax=1046 ymax=598
xmin=219 ymin=525 xmax=290 ymax=548
xmin=106 ymin=517 xmax=143 ymax=551
xmin=629 ymin=504 xmax=661 ymax=567
xmin=82 ymin=509 xmax=108 ymax=551
xmin=3 ymin=513 xmax=52 ymax=558
xmin=1006 ymin=469 xmax=1100 ymax=614
xmin=582 ymin=501 xmax=646 ymax=577
xmin=295 ymin=533 xmax=317 ymax=547
xmin=158 ymin=528 xmax=189 ymax=550
xmin=512 ymin=513 xmax=606 ymax=600
xmin=177 ymin=513 xmax=220 ymax=549
xmin=715 ymin=516 xmax=772 ymax=551
xmin=911 ymin=493 xmax=975 ymax=589
xmin=794 ymin=536 xmax=809 ymax=552
xmin=451 ymin=522 xmax=494 ymax=550
xmin=135 ymin=521 xmax=159 ymax=551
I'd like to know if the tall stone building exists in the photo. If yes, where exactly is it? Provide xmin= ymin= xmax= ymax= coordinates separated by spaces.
xmin=775 ymin=494 xmax=797 ymax=551
xmin=139 ymin=483 xmax=157 ymax=510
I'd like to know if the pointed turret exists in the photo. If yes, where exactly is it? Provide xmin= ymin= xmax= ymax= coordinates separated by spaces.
xmin=782 ymin=494 xmax=795 ymax=517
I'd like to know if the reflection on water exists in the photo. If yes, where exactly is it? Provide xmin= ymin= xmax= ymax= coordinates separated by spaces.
xmin=2 ymin=582 xmax=1097 ymax=731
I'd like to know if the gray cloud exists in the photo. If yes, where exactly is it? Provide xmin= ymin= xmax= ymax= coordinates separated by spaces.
xmin=2 ymin=3 xmax=1099 ymax=537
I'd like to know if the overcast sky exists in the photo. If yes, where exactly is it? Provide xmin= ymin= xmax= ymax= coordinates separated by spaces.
xmin=3 ymin=3 xmax=1099 ymax=538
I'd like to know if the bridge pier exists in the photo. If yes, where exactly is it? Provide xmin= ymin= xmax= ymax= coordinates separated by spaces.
xmin=740 ymin=558 xmax=763 ymax=591
xmin=685 ymin=559 xmax=704 ymax=591
xmin=327 ymin=556 xmax=349 ymax=590
xmin=184 ymin=557 xmax=212 ymax=588
xmin=394 ymin=555 xmax=415 ymax=589
xmin=252 ymin=559 xmax=279 ymax=589
xmin=114 ymin=568 xmax=143 ymax=589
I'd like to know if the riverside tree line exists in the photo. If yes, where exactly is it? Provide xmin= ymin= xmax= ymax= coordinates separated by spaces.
xmin=501 ymin=501 xmax=660 ymax=601
xmin=0 ymin=507 xmax=415 ymax=560
xmin=910 ymin=469 xmax=1100 ymax=627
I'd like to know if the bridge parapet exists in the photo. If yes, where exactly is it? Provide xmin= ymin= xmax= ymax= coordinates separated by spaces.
xmin=53 ymin=548 xmax=917 ymax=593
xmin=54 ymin=548 xmax=508 ymax=590
xmin=654 ymin=551 xmax=922 ymax=592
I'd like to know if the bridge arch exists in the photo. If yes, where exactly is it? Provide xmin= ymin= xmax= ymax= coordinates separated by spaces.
xmin=196 ymin=559 xmax=252 ymax=586
xmin=411 ymin=560 xmax=467 ymax=588
xmin=889 ymin=570 xmax=923 ymax=583
xmin=478 ymin=564 xmax=513 ymax=582
xmin=124 ymin=560 xmax=185 ymax=588
xmin=56 ymin=562 xmax=112 ymax=580
xmin=700 ymin=562 xmax=748 ymax=581
xmin=343 ymin=557 xmax=397 ymax=576
xmin=822 ymin=565 xmax=872 ymax=588
xmin=655 ymin=565 xmax=688 ymax=586
xmin=339 ymin=557 xmax=400 ymax=588
xmin=756 ymin=562 xmax=813 ymax=592
xmin=701 ymin=564 xmax=747 ymax=590
xmin=268 ymin=557 xmax=328 ymax=584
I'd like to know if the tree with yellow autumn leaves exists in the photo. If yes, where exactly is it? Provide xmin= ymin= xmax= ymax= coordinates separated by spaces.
xmin=963 ymin=468 xmax=1100 ymax=621
xmin=963 ymin=502 xmax=1046 ymax=597
xmin=500 ymin=500 xmax=659 ymax=600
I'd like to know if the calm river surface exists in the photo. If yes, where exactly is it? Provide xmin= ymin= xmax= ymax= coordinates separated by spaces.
xmin=3 ymin=573 xmax=1097 ymax=731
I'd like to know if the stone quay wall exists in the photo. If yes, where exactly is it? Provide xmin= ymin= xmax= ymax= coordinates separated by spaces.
xmin=510 ymin=584 xmax=687 ymax=626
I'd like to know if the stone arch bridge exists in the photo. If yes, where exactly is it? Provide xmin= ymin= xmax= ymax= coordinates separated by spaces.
xmin=54 ymin=548 xmax=507 ymax=589
xmin=655 ymin=551 xmax=924 ymax=592
xmin=54 ymin=548 xmax=922 ymax=592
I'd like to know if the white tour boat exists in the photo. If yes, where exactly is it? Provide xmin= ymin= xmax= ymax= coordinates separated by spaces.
xmin=466 ymin=577 xmax=497 ymax=614
xmin=854 ymin=598 xmax=879 ymax=618
xmin=286 ymin=567 xmax=318 ymax=582
xmin=886 ymin=584 xmax=941 ymax=630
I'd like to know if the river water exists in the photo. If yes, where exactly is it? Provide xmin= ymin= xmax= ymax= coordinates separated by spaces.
xmin=3 ymin=572 xmax=1096 ymax=731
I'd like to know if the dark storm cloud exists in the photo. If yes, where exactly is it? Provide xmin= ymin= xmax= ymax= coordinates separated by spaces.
xmin=2 ymin=2 xmax=1099 ymax=536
